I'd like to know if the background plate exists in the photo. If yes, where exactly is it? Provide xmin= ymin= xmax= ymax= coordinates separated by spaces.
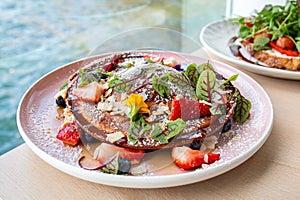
xmin=17 ymin=51 xmax=273 ymax=188
xmin=200 ymin=20 xmax=300 ymax=80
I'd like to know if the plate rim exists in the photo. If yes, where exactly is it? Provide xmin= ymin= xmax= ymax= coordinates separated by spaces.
xmin=16 ymin=51 xmax=274 ymax=188
xmin=200 ymin=19 xmax=300 ymax=80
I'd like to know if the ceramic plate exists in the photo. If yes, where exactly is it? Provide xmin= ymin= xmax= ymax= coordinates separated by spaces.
xmin=17 ymin=51 xmax=273 ymax=188
xmin=200 ymin=20 xmax=300 ymax=80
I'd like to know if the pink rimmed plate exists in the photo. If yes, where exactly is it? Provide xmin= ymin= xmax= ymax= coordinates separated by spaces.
xmin=17 ymin=50 xmax=273 ymax=188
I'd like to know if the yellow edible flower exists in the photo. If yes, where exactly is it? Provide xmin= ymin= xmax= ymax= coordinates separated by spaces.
xmin=124 ymin=94 xmax=150 ymax=120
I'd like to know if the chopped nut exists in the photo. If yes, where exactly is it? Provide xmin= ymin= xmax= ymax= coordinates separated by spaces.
xmin=106 ymin=131 xmax=125 ymax=143
xmin=104 ymin=88 xmax=113 ymax=98
xmin=97 ymin=102 xmax=113 ymax=111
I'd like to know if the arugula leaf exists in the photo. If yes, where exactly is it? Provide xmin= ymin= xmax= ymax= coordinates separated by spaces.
xmin=233 ymin=90 xmax=252 ymax=123
xmin=152 ymin=74 xmax=170 ymax=98
xmin=108 ymin=75 xmax=132 ymax=92
xmin=127 ymin=117 xmax=151 ymax=144
xmin=196 ymin=68 xmax=216 ymax=102
xmin=234 ymin=0 xmax=300 ymax=50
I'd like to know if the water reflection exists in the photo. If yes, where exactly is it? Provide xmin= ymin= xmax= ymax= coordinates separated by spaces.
xmin=0 ymin=0 xmax=225 ymax=154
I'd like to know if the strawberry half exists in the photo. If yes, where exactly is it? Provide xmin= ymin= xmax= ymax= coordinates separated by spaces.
xmin=94 ymin=143 xmax=145 ymax=164
xmin=72 ymin=81 xmax=105 ymax=102
xmin=170 ymin=98 xmax=211 ymax=121
xmin=172 ymin=146 xmax=220 ymax=170
xmin=56 ymin=122 xmax=80 ymax=146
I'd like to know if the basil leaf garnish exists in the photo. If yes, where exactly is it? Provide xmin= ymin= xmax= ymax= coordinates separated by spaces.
xmin=100 ymin=152 xmax=119 ymax=175
xmin=59 ymin=80 xmax=68 ymax=91
xmin=233 ymin=90 xmax=252 ymax=123
xmin=151 ymin=124 xmax=165 ymax=143
xmin=168 ymin=72 xmax=196 ymax=99
xmin=78 ymin=68 xmax=107 ymax=88
xmin=152 ymin=74 xmax=170 ymax=98
xmin=108 ymin=75 xmax=132 ymax=93
xmin=128 ymin=117 xmax=151 ymax=144
xmin=196 ymin=68 xmax=216 ymax=102
xmin=185 ymin=63 xmax=201 ymax=85
xmin=222 ymin=74 xmax=239 ymax=86
xmin=166 ymin=118 xmax=186 ymax=139
xmin=152 ymin=119 xmax=186 ymax=143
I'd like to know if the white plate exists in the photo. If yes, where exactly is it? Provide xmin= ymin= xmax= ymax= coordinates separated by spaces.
xmin=17 ymin=51 xmax=273 ymax=188
xmin=200 ymin=20 xmax=300 ymax=80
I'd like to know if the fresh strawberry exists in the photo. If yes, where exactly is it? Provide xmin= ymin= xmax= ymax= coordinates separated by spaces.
xmin=172 ymin=146 xmax=220 ymax=170
xmin=170 ymin=98 xmax=211 ymax=121
xmin=72 ymin=81 xmax=104 ymax=102
xmin=94 ymin=143 xmax=145 ymax=164
xmin=56 ymin=122 xmax=80 ymax=146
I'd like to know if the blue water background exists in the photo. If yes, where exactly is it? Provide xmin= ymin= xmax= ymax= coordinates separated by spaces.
xmin=0 ymin=0 xmax=225 ymax=155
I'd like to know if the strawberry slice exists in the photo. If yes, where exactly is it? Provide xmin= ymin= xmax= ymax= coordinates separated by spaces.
xmin=72 ymin=81 xmax=104 ymax=102
xmin=94 ymin=143 xmax=145 ymax=164
xmin=170 ymin=98 xmax=211 ymax=121
xmin=172 ymin=146 xmax=220 ymax=170
xmin=56 ymin=122 xmax=80 ymax=146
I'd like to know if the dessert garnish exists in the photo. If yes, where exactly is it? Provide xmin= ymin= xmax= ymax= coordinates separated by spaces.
xmin=54 ymin=52 xmax=251 ymax=174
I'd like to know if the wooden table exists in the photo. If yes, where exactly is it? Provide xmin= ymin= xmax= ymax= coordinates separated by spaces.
xmin=1 ymin=50 xmax=300 ymax=199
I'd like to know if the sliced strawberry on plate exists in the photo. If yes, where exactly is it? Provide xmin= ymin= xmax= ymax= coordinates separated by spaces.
xmin=172 ymin=146 xmax=220 ymax=170
xmin=56 ymin=121 xmax=80 ymax=146
xmin=170 ymin=98 xmax=181 ymax=120
xmin=72 ymin=81 xmax=105 ymax=102
xmin=94 ymin=143 xmax=145 ymax=164
xmin=170 ymin=98 xmax=211 ymax=121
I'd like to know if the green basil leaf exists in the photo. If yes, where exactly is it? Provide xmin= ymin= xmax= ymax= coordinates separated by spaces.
xmin=253 ymin=37 xmax=271 ymax=51
xmin=152 ymin=74 xmax=170 ymax=98
xmin=108 ymin=75 xmax=132 ymax=93
xmin=222 ymin=74 xmax=239 ymax=86
xmin=196 ymin=68 xmax=216 ymax=102
xmin=151 ymin=124 xmax=166 ymax=143
xmin=128 ymin=117 xmax=151 ymax=144
xmin=100 ymin=152 xmax=119 ymax=175
xmin=78 ymin=68 xmax=106 ymax=88
xmin=151 ymin=119 xmax=186 ymax=143
xmin=59 ymin=80 xmax=68 ymax=91
xmin=209 ymin=103 xmax=226 ymax=115
xmin=233 ymin=90 xmax=252 ymax=123
xmin=168 ymin=72 xmax=197 ymax=99
xmin=185 ymin=63 xmax=201 ymax=85
xmin=166 ymin=118 xmax=186 ymax=140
